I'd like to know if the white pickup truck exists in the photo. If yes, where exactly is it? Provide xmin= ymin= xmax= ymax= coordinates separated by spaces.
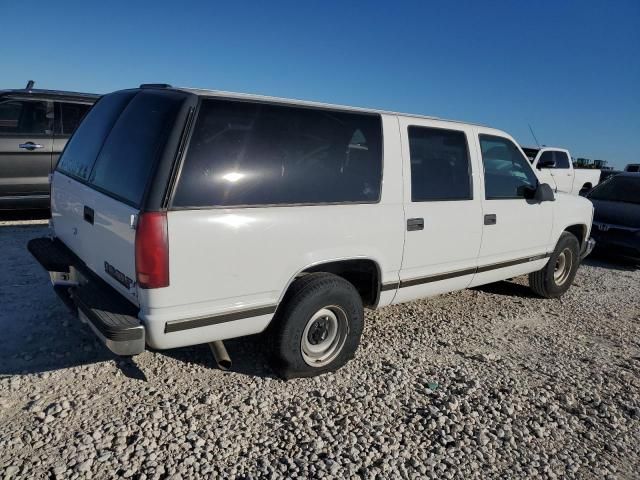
xmin=29 ymin=85 xmax=595 ymax=378
xmin=522 ymin=147 xmax=600 ymax=196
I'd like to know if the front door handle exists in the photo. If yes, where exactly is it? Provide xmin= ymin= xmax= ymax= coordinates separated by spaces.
xmin=83 ymin=206 xmax=94 ymax=225
xmin=407 ymin=218 xmax=424 ymax=231
xmin=19 ymin=142 xmax=44 ymax=150
xmin=484 ymin=214 xmax=497 ymax=225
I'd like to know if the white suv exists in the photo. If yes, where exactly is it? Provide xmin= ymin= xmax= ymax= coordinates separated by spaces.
xmin=29 ymin=84 xmax=595 ymax=378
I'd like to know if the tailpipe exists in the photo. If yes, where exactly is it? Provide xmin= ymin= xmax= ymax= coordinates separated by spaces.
xmin=209 ymin=341 xmax=231 ymax=371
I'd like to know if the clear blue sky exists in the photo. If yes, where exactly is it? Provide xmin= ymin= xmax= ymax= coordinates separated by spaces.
xmin=2 ymin=0 xmax=638 ymax=168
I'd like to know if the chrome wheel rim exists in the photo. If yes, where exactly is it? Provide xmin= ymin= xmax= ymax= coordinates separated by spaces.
xmin=301 ymin=306 xmax=349 ymax=367
xmin=553 ymin=248 xmax=573 ymax=286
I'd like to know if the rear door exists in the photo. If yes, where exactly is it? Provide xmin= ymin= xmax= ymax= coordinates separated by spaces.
xmin=0 ymin=98 xmax=53 ymax=199
xmin=53 ymin=89 xmax=188 ymax=302
xmin=394 ymin=118 xmax=482 ymax=303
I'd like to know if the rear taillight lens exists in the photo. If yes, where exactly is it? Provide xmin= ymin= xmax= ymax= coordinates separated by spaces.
xmin=135 ymin=212 xmax=169 ymax=289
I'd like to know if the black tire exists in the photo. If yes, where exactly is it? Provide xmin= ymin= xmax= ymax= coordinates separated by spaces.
xmin=529 ymin=232 xmax=580 ymax=298
xmin=270 ymin=273 xmax=364 ymax=379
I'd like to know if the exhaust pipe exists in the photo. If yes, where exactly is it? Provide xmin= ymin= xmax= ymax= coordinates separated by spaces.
xmin=208 ymin=341 xmax=231 ymax=371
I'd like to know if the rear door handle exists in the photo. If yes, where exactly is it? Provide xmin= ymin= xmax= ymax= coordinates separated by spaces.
xmin=484 ymin=214 xmax=497 ymax=225
xmin=19 ymin=142 xmax=43 ymax=150
xmin=83 ymin=206 xmax=94 ymax=225
xmin=407 ymin=218 xmax=424 ymax=231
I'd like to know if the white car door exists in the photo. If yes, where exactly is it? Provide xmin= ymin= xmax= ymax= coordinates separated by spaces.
xmin=548 ymin=150 xmax=573 ymax=193
xmin=394 ymin=118 xmax=483 ymax=304
xmin=471 ymin=130 xmax=553 ymax=287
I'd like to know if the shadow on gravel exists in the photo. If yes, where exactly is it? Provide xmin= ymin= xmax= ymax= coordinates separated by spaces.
xmin=0 ymin=301 xmax=147 ymax=381
xmin=0 ymin=209 xmax=50 ymax=223
xmin=158 ymin=333 xmax=278 ymax=379
xmin=583 ymin=254 xmax=639 ymax=272
xmin=472 ymin=280 xmax=538 ymax=299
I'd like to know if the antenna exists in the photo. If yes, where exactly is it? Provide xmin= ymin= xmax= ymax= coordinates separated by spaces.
xmin=528 ymin=123 xmax=540 ymax=147
xmin=25 ymin=80 xmax=35 ymax=91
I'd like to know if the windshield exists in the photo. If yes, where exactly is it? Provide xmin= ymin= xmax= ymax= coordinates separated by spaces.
xmin=588 ymin=176 xmax=640 ymax=204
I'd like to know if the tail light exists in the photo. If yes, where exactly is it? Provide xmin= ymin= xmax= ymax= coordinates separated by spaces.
xmin=135 ymin=212 xmax=169 ymax=289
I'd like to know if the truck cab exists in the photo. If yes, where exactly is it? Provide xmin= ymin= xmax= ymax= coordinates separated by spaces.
xmin=523 ymin=147 xmax=600 ymax=196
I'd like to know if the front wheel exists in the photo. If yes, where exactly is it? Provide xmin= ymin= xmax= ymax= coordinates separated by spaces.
xmin=270 ymin=273 xmax=364 ymax=379
xmin=529 ymin=232 xmax=580 ymax=298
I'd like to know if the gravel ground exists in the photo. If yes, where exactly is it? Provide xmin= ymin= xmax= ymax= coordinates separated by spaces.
xmin=1 ymin=217 xmax=639 ymax=479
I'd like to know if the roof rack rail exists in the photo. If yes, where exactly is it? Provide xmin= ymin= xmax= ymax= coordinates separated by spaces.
xmin=139 ymin=83 xmax=172 ymax=89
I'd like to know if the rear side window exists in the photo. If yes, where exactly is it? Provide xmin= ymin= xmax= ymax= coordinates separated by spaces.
xmin=408 ymin=126 xmax=472 ymax=201
xmin=480 ymin=135 xmax=538 ymax=199
xmin=172 ymin=99 xmax=383 ymax=207
xmin=55 ymin=102 xmax=93 ymax=135
xmin=89 ymin=91 xmax=185 ymax=206
xmin=57 ymin=91 xmax=136 ymax=180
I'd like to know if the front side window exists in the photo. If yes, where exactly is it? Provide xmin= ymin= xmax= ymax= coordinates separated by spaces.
xmin=553 ymin=151 xmax=570 ymax=169
xmin=0 ymin=100 xmax=51 ymax=135
xmin=480 ymin=135 xmax=538 ymax=199
xmin=408 ymin=126 xmax=472 ymax=201
xmin=172 ymin=99 xmax=383 ymax=207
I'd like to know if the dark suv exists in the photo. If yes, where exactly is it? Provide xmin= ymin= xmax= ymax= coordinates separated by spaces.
xmin=0 ymin=81 xmax=98 ymax=210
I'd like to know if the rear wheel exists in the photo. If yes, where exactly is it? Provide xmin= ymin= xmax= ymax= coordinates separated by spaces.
xmin=270 ymin=273 xmax=364 ymax=379
xmin=529 ymin=232 xmax=580 ymax=298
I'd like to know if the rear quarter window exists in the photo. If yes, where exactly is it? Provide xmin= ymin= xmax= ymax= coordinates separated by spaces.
xmin=171 ymin=99 xmax=383 ymax=207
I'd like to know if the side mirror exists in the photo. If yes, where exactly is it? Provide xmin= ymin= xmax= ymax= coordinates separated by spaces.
xmin=535 ymin=183 xmax=555 ymax=202
xmin=537 ymin=158 xmax=556 ymax=169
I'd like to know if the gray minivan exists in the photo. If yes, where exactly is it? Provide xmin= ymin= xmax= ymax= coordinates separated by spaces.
xmin=0 ymin=82 xmax=98 ymax=210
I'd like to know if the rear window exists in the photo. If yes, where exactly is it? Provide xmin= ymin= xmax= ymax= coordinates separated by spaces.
xmin=89 ymin=91 xmax=185 ymax=206
xmin=171 ymin=99 xmax=383 ymax=207
xmin=57 ymin=90 xmax=186 ymax=206
xmin=57 ymin=91 xmax=135 ymax=180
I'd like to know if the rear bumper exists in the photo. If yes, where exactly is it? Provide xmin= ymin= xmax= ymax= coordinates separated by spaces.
xmin=27 ymin=237 xmax=145 ymax=356
xmin=580 ymin=237 xmax=596 ymax=260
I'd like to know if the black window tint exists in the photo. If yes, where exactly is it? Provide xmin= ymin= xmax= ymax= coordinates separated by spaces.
xmin=56 ymin=102 xmax=93 ymax=135
xmin=480 ymin=135 xmax=538 ymax=199
xmin=89 ymin=91 xmax=185 ymax=206
xmin=408 ymin=126 xmax=471 ymax=201
xmin=553 ymin=151 xmax=570 ymax=169
xmin=0 ymin=100 xmax=50 ymax=135
xmin=588 ymin=176 xmax=640 ymax=204
xmin=539 ymin=151 xmax=554 ymax=167
xmin=57 ymin=91 xmax=136 ymax=180
xmin=172 ymin=99 xmax=383 ymax=207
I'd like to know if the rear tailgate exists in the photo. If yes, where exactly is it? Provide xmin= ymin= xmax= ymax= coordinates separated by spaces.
xmin=51 ymin=88 xmax=190 ymax=302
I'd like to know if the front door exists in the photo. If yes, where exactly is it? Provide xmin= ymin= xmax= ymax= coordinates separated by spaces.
xmin=471 ymin=132 xmax=553 ymax=287
xmin=0 ymin=98 xmax=53 ymax=199
xmin=394 ymin=118 xmax=483 ymax=304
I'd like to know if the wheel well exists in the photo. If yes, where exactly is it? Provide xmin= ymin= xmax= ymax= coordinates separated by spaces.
xmin=301 ymin=259 xmax=380 ymax=307
xmin=564 ymin=224 xmax=586 ymax=248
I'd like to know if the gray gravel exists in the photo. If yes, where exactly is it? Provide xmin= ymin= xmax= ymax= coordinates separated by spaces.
xmin=1 ymin=220 xmax=639 ymax=479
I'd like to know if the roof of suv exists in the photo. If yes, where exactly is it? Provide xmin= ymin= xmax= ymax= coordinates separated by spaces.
xmin=172 ymin=85 xmax=488 ymax=128
xmin=0 ymin=87 xmax=99 ymax=103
